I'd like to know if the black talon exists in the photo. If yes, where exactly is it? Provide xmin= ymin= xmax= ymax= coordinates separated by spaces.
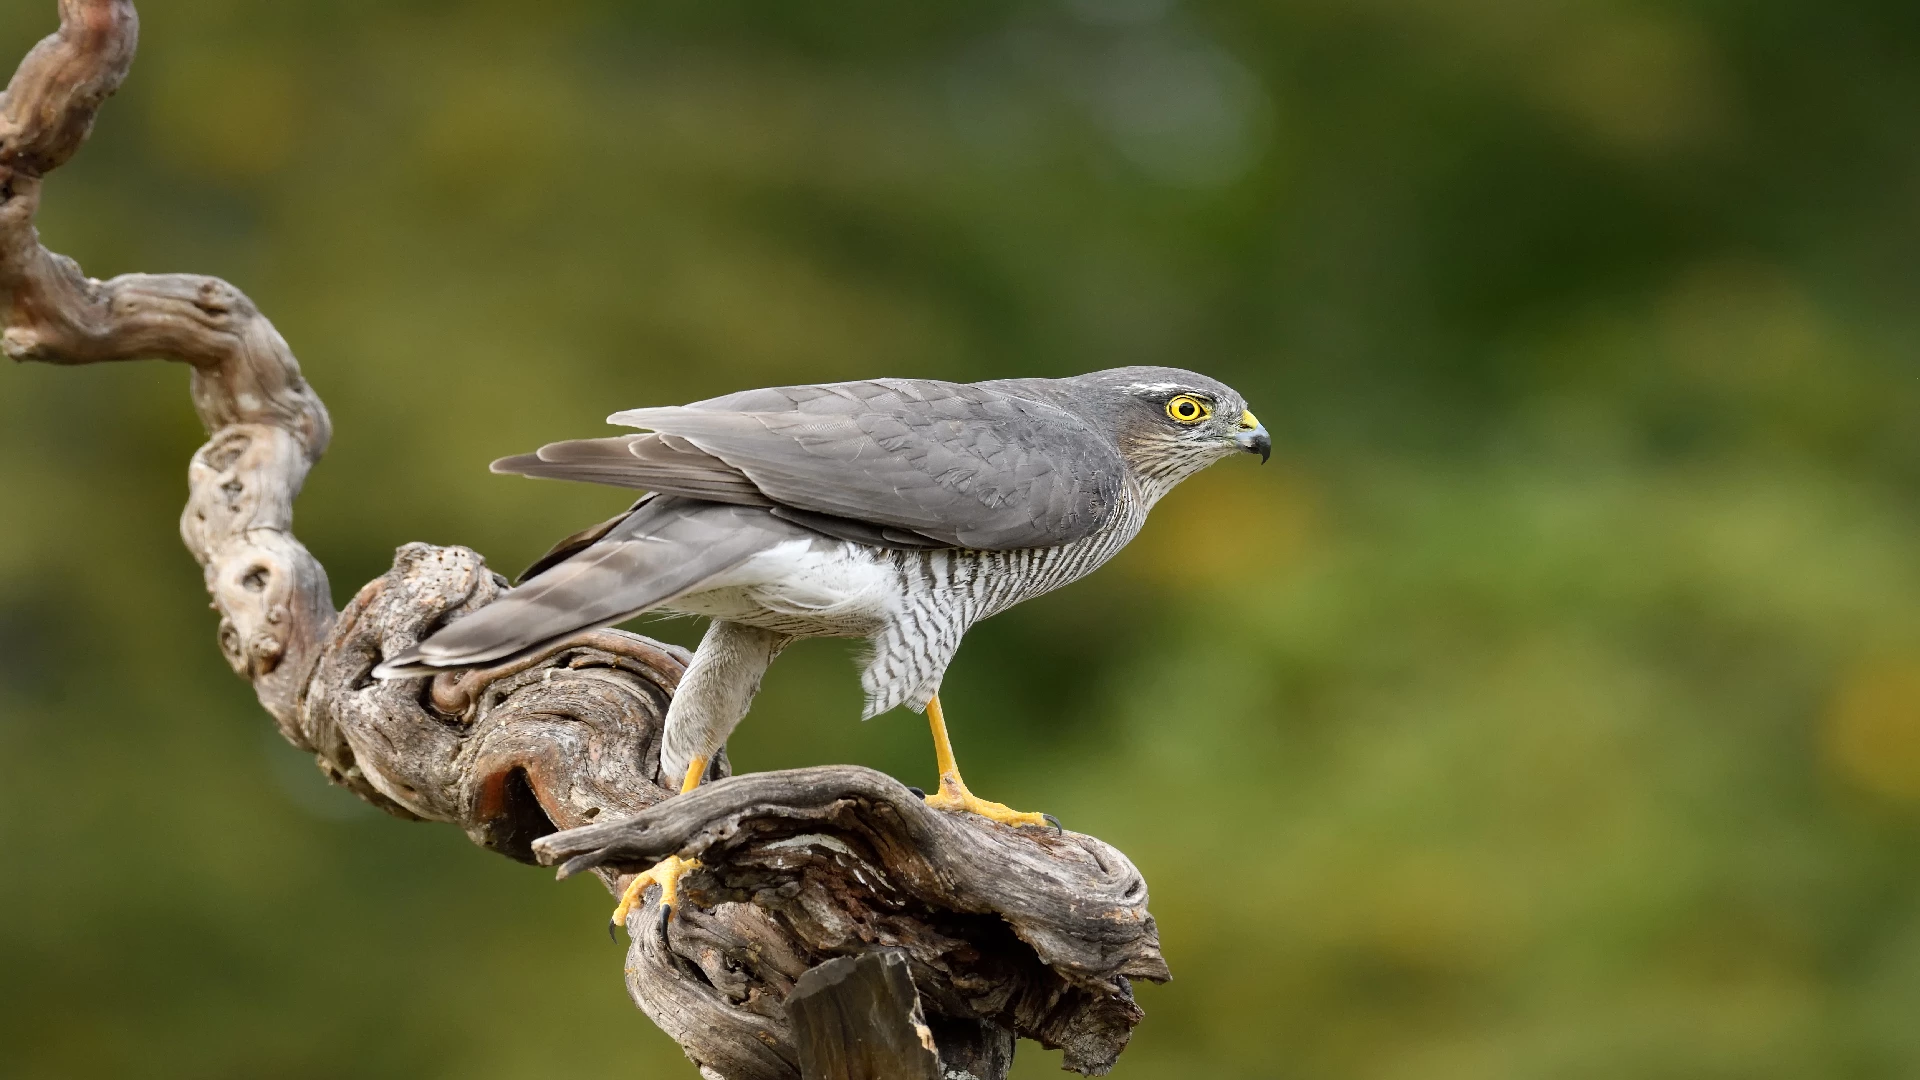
xmin=907 ymin=786 xmax=926 ymax=799
xmin=1043 ymin=813 xmax=1063 ymax=834
xmin=608 ymin=917 xmax=621 ymax=944
xmin=656 ymin=902 xmax=673 ymax=939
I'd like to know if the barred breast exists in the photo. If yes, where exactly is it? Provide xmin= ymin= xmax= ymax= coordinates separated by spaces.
xmin=858 ymin=490 xmax=1150 ymax=717
xmin=664 ymin=489 xmax=1150 ymax=718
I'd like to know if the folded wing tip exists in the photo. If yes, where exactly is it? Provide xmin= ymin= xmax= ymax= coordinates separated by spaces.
xmin=607 ymin=407 xmax=673 ymax=429
xmin=371 ymin=657 xmax=430 ymax=679
xmin=371 ymin=643 xmax=473 ymax=678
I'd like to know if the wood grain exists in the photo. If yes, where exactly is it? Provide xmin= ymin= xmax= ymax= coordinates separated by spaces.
xmin=787 ymin=953 xmax=941 ymax=1080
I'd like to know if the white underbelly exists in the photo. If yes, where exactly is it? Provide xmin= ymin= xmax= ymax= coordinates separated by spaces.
xmin=663 ymin=538 xmax=897 ymax=637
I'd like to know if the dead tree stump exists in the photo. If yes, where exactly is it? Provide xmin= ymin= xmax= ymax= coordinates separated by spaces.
xmin=0 ymin=3 xmax=1170 ymax=1076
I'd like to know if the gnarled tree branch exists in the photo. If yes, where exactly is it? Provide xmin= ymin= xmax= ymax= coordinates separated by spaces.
xmin=0 ymin=4 xmax=1168 ymax=1077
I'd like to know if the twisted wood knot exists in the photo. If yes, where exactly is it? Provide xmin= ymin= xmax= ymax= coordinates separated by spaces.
xmin=248 ymin=629 xmax=285 ymax=675
xmin=215 ymin=609 xmax=287 ymax=677
xmin=201 ymin=428 xmax=252 ymax=471
xmin=193 ymin=278 xmax=232 ymax=315
xmin=71 ymin=0 xmax=134 ymax=47
xmin=427 ymin=628 xmax=690 ymax=719
xmin=2 ymin=325 xmax=44 ymax=359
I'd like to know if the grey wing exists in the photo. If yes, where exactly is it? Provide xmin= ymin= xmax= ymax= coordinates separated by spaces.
xmin=493 ymin=439 xmax=951 ymax=552
xmin=512 ymin=497 xmax=648 ymax=584
xmin=372 ymin=498 xmax=797 ymax=675
xmin=498 ymin=379 xmax=1125 ymax=550
xmin=492 ymin=433 xmax=773 ymax=504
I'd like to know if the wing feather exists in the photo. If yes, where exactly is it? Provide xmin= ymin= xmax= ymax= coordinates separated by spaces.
xmin=612 ymin=380 xmax=1124 ymax=548
xmin=373 ymin=499 xmax=794 ymax=675
xmin=492 ymin=434 xmax=773 ymax=504
xmin=501 ymin=378 xmax=1125 ymax=551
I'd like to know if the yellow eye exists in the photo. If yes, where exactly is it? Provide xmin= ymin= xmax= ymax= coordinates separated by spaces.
xmin=1166 ymin=394 xmax=1212 ymax=425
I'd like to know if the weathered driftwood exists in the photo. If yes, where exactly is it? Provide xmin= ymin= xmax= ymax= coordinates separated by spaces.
xmin=0 ymin=3 xmax=1169 ymax=1077
xmin=787 ymin=953 xmax=948 ymax=1080
xmin=539 ymin=766 xmax=1167 ymax=1075
xmin=786 ymin=950 xmax=1048 ymax=1080
xmin=780 ymin=951 xmax=1029 ymax=1080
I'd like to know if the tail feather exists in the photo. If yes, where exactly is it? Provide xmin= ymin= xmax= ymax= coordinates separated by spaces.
xmin=372 ymin=499 xmax=789 ymax=677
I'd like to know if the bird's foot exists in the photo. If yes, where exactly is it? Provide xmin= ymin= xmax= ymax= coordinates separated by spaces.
xmin=924 ymin=772 xmax=1059 ymax=831
xmin=608 ymin=854 xmax=701 ymax=942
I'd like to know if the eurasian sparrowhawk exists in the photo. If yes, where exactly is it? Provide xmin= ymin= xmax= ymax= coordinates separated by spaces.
xmin=375 ymin=366 xmax=1269 ymax=930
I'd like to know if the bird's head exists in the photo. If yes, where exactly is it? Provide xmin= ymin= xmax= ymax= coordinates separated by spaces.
xmin=1053 ymin=366 xmax=1269 ymax=504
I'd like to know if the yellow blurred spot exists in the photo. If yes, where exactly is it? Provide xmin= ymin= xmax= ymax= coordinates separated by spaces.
xmin=1240 ymin=409 xmax=1260 ymax=430
xmin=1537 ymin=13 xmax=1727 ymax=156
xmin=1361 ymin=855 xmax=1507 ymax=976
xmin=1365 ymin=1 xmax=1728 ymax=160
xmin=1661 ymin=259 xmax=1822 ymax=390
xmin=1823 ymin=659 xmax=1920 ymax=801
xmin=1116 ymin=463 xmax=1316 ymax=589
xmin=149 ymin=50 xmax=299 ymax=181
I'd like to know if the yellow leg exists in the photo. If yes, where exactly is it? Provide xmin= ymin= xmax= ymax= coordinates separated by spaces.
xmin=922 ymin=695 xmax=1053 ymax=829
xmin=609 ymin=755 xmax=708 ymax=940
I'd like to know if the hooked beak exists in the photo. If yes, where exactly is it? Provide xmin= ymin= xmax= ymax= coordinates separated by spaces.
xmin=1236 ymin=410 xmax=1270 ymax=464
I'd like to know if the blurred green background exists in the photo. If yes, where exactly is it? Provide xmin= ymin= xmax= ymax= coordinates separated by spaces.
xmin=4 ymin=0 xmax=1919 ymax=1076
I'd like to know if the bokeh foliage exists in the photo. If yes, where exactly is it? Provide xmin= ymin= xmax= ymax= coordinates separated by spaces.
xmin=3 ymin=0 xmax=1919 ymax=1076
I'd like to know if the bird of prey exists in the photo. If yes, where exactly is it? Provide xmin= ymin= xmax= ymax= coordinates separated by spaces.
xmin=374 ymin=366 xmax=1269 ymax=933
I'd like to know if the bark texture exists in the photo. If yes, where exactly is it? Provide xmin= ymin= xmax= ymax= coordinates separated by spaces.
xmin=0 ymin=4 xmax=1169 ymax=1077
xmin=540 ymin=766 xmax=1167 ymax=1076
xmin=786 ymin=953 xmax=942 ymax=1080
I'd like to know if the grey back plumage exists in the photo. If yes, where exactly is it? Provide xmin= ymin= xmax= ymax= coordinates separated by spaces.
xmin=498 ymin=378 xmax=1129 ymax=551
